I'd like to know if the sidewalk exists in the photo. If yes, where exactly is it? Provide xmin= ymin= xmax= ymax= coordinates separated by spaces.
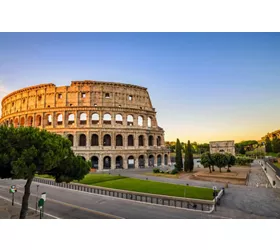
xmin=0 ymin=196 xmax=48 ymax=219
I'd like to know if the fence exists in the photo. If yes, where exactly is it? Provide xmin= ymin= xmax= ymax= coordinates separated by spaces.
xmin=33 ymin=177 xmax=224 ymax=213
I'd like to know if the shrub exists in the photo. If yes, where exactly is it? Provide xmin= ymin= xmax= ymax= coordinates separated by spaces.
xmin=171 ymin=168 xmax=179 ymax=175
xmin=236 ymin=156 xmax=254 ymax=166
xmin=277 ymin=153 xmax=280 ymax=158
xmin=153 ymin=168 xmax=160 ymax=173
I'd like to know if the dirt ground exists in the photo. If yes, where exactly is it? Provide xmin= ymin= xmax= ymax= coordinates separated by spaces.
xmin=179 ymin=166 xmax=250 ymax=185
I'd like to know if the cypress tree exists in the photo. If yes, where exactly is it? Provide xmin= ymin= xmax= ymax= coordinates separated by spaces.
xmin=175 ymin=138 xmax=183 ymax=171
xmin=184 ymin=140 xmax=194 ymax=172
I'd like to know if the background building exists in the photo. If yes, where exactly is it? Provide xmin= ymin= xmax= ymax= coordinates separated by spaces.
xmin=0 ymin=80 xmax=170 ymax=170
xmin=209 ymin=140 xmax=235 ymax=155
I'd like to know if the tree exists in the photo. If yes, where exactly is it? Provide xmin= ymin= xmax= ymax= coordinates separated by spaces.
xmin=0 ymin=126 xmax=91 ymax=219
xmin=175 ymin=138 xmax=183 ymax=171
xmin=271 ymin=137 xmax=280 ymax=153
xmin=184 ymin=140 xmax=194 ymax=172
xmin=239 ymin=145 xmax=245 ymax=155
xmin=211 ymin=153 xmax=228 ymax=173
xmin=201 ymin=152 xmax=212 ymax=173
xmin=265 ymin=137 xmax=272 ymax=153
xmin=225 ymin=153 xmax=236 ymax=172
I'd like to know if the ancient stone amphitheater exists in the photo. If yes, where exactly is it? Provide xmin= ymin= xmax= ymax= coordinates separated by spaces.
xmin=0 ymin=80 xmax=170 ymax=170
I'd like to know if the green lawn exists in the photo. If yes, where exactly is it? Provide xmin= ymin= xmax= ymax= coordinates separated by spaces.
xmin=274 ymin=162 xmax=280 ymax=169
xmin=36 ymin=173 xmax=213 ymax=200
xmin=95 ymin=178 xmax=213 ymax=200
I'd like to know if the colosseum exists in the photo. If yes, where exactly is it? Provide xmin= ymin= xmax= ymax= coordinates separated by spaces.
xmin=0 ymin=80 xmax=170 ymax=170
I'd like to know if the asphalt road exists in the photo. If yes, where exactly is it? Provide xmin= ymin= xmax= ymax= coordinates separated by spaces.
xmin=0 ymin=179 xmax=228 ymax=219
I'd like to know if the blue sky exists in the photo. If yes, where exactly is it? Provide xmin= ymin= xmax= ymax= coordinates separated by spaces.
xmin=0 ymin=33 xmax=280 ymax=143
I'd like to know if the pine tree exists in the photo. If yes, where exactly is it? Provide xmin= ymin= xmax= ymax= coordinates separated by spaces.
xmin=272 ymin=137 xmax=280 ymax=153
xmin=184 ymin=140 xmax=194 ymax=172
xmin=175 ymin=138 xmax=183 ymax=171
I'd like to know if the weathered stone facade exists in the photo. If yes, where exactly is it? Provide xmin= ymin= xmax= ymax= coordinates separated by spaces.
xmin=0 ymin=80 xmax=170 ymax=170
xmin=209 ymin=140 xmax=235 ymax=155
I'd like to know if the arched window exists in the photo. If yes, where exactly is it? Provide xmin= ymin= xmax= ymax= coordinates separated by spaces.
xmin=79 ymin=134 xmax=86 ymax=146
xmin=116 ymin=156 xmax=123 ymax=169
xmin=91 ymin=156 xmax=99 ymax=169
xmin=68 ymin=113 xmax=75 ymax=125
xmin=67 ymin=134 xmax=74 ymax=146
xmin=14 ymin=118 xmax=19 ymax=128
xmin=138 ymin=135 xmax=144 ymax=147
xmin=91 ymin=134 xmax=99 ymax=146
xmin=20 ymin=117 xmax=25 ymax=126
xmin=80 ymin=113 xmax=87 ymax=125
xmin=103 ymin=156 xmax=111 ymax=169
xmin=46 ymin=114 xmax=52 ymax=126
xmin=103 ymin=134 xmax=111 ymax=146
xmin=128 ymin=135 xmax=134 ymax=146
xmin=149 ymin=155 xmax=154 ymax=167
xmin=157 ymin=155 xmax=162 ymax=166
xmin=92 ymin=113 xmax=99 ymax=125
xmin=35 ymin=115 xmax=42 ymax=127
xmin=128 ymin=156 xmax=135 ymax=169
xmin=57 ymin=114 xmax=63 ymax=126
xmin=138 ymin=116 xmax=143 ymax=126
xmin=127 ymin=115 xmax=133 ymax=126
xmin=148 ymin=117 xmax=152 ymax=128
xmin=139 ymin=155 xmax=145 ymax=168
xmin=103 ymin=113 xmax=112 ymax=125
xmin=116 ymin=134 xmax=123 ymax=146
xmin=27 ymin=116 xmax=33 ymax=127
xmin=116 ymin=114 xmax=123 ymax=125
xmin=157 ymin=136 xmax=161 ymax=146
xmin=148 ymin=135 xmax=154 ymax=146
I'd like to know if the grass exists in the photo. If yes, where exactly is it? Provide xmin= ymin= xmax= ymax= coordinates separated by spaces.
xmin=266 ymin=152 xmax=279 ymax=157
xmin=36 ymin=173 xmax=213 ymax=200
xmin=143 ymin=172 xmax=179 ymax=179
xmin=95 ymin=178 xmax=213 ymax=200
xmin=274 ymin=162 xmax=280 ymax=169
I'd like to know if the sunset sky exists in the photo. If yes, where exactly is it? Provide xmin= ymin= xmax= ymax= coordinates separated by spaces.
xmin=0 ymin=33 xmax=280 ymax=143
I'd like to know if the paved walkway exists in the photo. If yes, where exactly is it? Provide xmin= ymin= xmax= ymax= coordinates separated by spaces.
xmin=247 ymin=161 xmax=271 ymax=188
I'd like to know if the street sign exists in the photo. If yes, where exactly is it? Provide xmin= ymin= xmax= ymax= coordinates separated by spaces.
xmin=38 ymin=198 xmax=45 ymax=209
xmin=41 ymin=192 xmax=47 ymax=201
xmin=9 ymin=185 xmax=17 ymax=193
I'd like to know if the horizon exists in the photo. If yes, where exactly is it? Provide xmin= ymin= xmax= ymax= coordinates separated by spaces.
xmin=1 ymin=33 xmax=280 ymax=143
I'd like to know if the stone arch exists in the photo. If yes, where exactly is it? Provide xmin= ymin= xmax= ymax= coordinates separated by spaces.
xmin=91 ymin=134 xmax=99 ymax=146
xmin=128 ymin=155 xmax=135 ymax=169
xmin=138 ymin=135 xmax=144 ymax=147
xmin=91 ymin=113 xmax=99 ymax=125
xmin=157 ymin=136 xmax=161 ymax=146
xmin=80 ymin=113 xmax=87 ymax=125
xmin=103 ymin=113 xmax=112 ymax=125
xmin=27 ymin=116 xmax=33 ymax=127
xmin=57 ymin=113 xmax=63 ymax=126
xmin=46 ymin=114 xmax=52 ymax=126
xmin=116 ymin=156 xmax=123 ymax=169
xmin=79 ymin=134 xmax=87 ymax=146
xmin=35 ymin=115 xmax=42 ymax=126
xmin=20 ymin=117 xmax=25 ymax=126
xmin=128 ymin=135 xmax=134 ymax=146
xmin=103 ymin=134 xmax=111 ymax=146
xmin=103 ymin=156 xmax=111 ymax=169
xmin=149 ymin=155 xmax=154 ymax=167
xmin=148 ymin=135 xmax=154 ymax=146
xmin=115 ymin=114 xmax=123 ymax=125
xmin=68 ymin=113 xmax=75 ymax=125
xmin=164 ymin=154 xmax=168 ymax=165
xmin=139 ymin=155 xmax=145 ymax=168
xmin=116 ymin=134 xmax=123 ymax=146
xmin=67 ymin=134 xmax=74 ymax=146
xmin=127 ymin=115 xmax=134 ymax=126
xmin=9 ymin=119 xmax=13 ymax=127
xmin=91 ymin=156 xmax=99 ymax=169
xmin=148 ymin=117 xmax=152 ymax=127
xmin=14 ymin=118 xmax=19 ymax=128
xmin=138 ymin=116 xmax=143 ymax=126
xmin=157 ymin=154 xmax=162 ymax=166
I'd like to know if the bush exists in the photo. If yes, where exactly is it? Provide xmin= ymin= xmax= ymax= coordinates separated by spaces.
xmin=171 ymin=168 xmax=179 ymax=175
xmin=153 ymin=168 xmax=160 ymax=173
xmin=277 ymin=153 xmax=280 ymax=158
xmin=236 ymin=156 xmax=254 ymax=166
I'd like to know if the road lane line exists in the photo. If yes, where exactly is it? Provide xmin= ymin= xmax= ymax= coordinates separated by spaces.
xmin=0 ymin=194 xmax=60 ymax=219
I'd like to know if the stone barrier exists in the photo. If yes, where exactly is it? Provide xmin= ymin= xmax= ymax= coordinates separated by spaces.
xmin=33 ymin=177 xmax=223 ymax=213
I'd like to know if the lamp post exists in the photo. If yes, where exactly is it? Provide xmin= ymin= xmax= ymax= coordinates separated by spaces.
xmin=35 ymin=185 xmax=39 ymax=213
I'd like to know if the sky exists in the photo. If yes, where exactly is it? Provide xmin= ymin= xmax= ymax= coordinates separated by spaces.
xmin=0 ymin=32 xmax=280 ymax=143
